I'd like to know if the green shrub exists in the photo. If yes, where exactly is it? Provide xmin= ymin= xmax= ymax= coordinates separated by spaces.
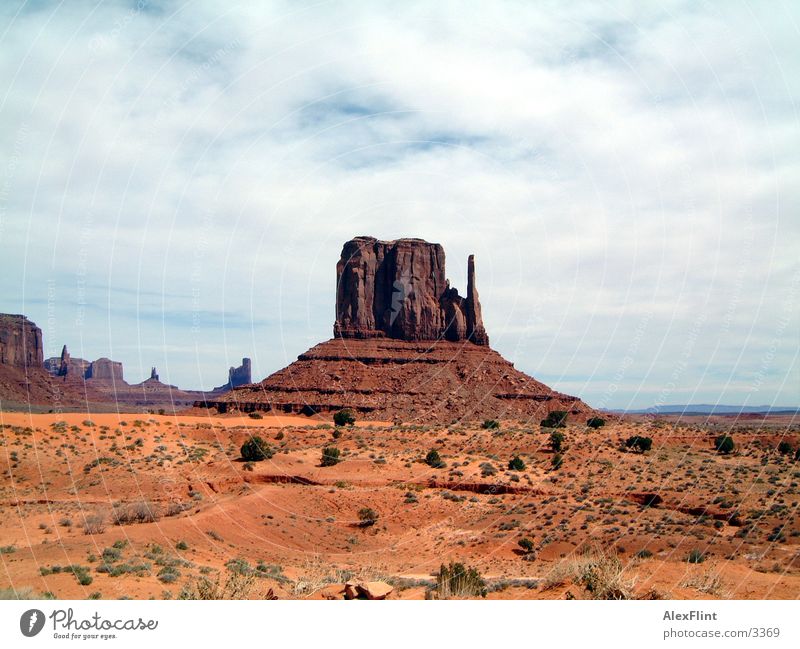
xmin=481 ymin=419 xmax=500 ymax=430
xmin=635 ymin=548 xmax=653 ymax=559
xmin=587 ymin=417 xmax=606 ymax=429
xmin=357 ymin=507 xmax=378 ymax=527
xmin=625 ymin=436 xmax=652 ymax=453
xmin=240 ymin=436 xmax=273 ymax=462
xmin=248 ymin=412 xmax=263 ymax=419
xmin=714 ymin=435 xmax=735 ymax=455
xmin=508 ymin=456 xmax=526 ymax=471
xmin=158 ymin=566 xmax=180 ymax=583
xmin=777 ymin=441 xmax=794 ymax=456
xmin=551 ymin=453 xmax=563 ymax=470
xmin=333 ymin=409 xmax=356 ymax=427
xmin=433 ymin=562 xmax=487 ymax=599
xmin=332 ymin=428 xmax=342 ymax=439
xmin=687 ymin=549 xmax=705 ymax=564
xmin=320 ymin=446 xmax=341 ymax=467
xmin=425 ymin=449 xmax=446 ymax=469
xmin=175 ymin=541 xmax=189 ymax=551
xmin=518 ymin=538 xmax=535 ymax=554
xmin=549 ymin=431 xmax=565 ymax=452
xmin=541 ymin=410 xmax=567 ymax=428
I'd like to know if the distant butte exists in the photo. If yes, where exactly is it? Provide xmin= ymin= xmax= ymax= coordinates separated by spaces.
xmin=204 ymin=236 xmax=592 ymax=423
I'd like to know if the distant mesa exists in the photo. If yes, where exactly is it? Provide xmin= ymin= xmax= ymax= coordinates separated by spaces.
xmin=87 ymin=357 xmax=124 ymax=381
xmin=44 ymin=344 xmax=90 ymax=377
xmin=0 ymin=315 xmax=248 ymax=410
xmin=213 ymin=358 xmax=252 ymax=392
xmin=44 ymin=346 xmax=123 ymax=382
xmin=40 ymin=345 xmax=198 ymax=407
xmin=0 ymin=315 xmax=108 ymax=408
xmin=203 ymin=236 xmax=591 ymax=423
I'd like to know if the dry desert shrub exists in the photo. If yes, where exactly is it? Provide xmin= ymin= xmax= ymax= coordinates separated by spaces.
xmin=82 ymin=512 xmax=106 ymax=535
xmin=0 ymin=587 xmax=42 ymax=599
xmin=112 ymin=501 xmax=161 ymax=525
xmin=164 ymin=501 xmax=191 ymax=517
xmin=679 ymin=565 xmax=729 ymax=597
xmin=543 ymin=545 xmax=635 ymax=600
xmin=179 ymin=571 xmax=277 ymax=600
xmin=291 ymin=557 xmax=388 ymax=597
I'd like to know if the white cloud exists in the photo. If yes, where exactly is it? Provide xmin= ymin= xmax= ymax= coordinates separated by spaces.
xmin=0 ymin=0 xmax=797 ymax=407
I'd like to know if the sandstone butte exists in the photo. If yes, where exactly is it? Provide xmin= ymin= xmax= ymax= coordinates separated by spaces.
xmin=203 ymin=236 xmax=592 ymax=423
xmin=0 ymin=314 xmax=110 ymax=408
xmin=0 ymin=314 xmax=236 ymax=410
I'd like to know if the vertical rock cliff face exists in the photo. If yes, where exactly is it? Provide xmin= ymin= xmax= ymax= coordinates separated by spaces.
xmin=58 ymin=345 xmax=70 ymax=376
xmin=228 ymin=357 xmax=252 ymax=388
xmin=334 ymin=236 xmax=488 ymax=345
xmin=87 ymin=357 xmax=123 ymax=381
xmin=0 ymin=314 xmax=43 ymax=368
xmin=466 ymin=254 xmax=489 ymax=346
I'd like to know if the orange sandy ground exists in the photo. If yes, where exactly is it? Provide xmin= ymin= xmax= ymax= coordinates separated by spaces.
xmin=1 ymin=410 xmax=798 ymax=600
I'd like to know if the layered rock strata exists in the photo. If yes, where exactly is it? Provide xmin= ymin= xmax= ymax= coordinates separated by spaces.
xmin=203 ymin=338 xmax=590 ymax=423
xmin=0 ymin=314 xmax=43 ymax=368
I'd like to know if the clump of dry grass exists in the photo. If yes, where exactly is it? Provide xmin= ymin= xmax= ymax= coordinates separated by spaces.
xmin=679 ymin=565 xmax=729 ymax=597
xmin=290 ymin=557 xmax=390 ymax=597
xmin=543 ymin=545 xmax=635 ymax=600
xmin=179 ymin=571 xmax=278 ymax=600
xmin=164 ymin=501 xmax=191 ymax=517
xmin=0 ymin=586 xmax=52 ymax=599
xmin=82 ymin=512 xmax=106 ymax=535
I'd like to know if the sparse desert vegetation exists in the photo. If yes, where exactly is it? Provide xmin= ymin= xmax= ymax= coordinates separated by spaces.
xmin=0 ymin=410 xmax=798 ymax=600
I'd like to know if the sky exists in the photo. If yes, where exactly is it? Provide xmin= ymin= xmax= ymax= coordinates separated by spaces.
xmin=0 ymin=0 xmax=797 ymax=409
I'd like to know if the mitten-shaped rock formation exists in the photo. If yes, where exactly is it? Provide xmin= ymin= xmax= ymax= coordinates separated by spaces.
xmin=334 ymin=237 xmax=488 ymax=345
xmin=204 ymin=236 xmax=593 ymax=423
